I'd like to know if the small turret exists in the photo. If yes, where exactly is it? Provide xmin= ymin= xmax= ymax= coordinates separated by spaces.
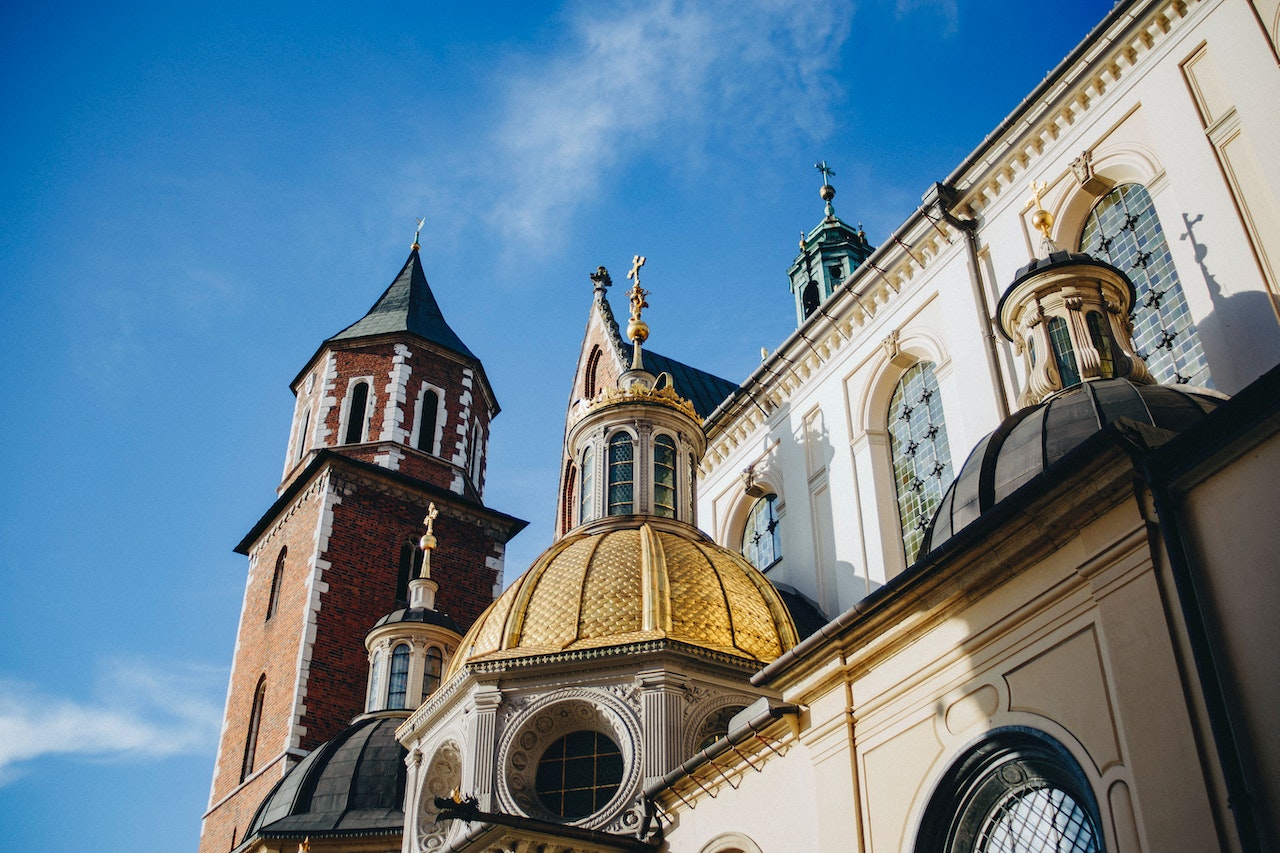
xmin=788 ymin=161 xmax=875 ymax=326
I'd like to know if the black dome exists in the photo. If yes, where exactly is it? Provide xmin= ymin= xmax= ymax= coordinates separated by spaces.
xmin=372 ymin=605 xmax=460 ymax=633
xmin=243 ymin=715 xmax=406 ymax=843
xmin=923 ymin=379 xmax=1223 ymax=554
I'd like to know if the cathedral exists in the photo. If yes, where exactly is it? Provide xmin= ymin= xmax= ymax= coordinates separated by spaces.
xmin=199 ymin=1 xmax=1280 ymax=851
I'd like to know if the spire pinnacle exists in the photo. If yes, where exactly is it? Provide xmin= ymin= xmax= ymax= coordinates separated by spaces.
xmin=816 ymin=160 xmax=837 ymax=217
xmin=626 ymin=255 xmax=649 ymax=370
xmin=418 ymin=503 xmax=438 ymax=579
xmin=412 ymin=217 xmax=425 ymax=251
xmin=409 ymin=503 xmax=441 ymax=611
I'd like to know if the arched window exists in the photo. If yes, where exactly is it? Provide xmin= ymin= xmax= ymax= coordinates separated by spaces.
xmin=607 ymin=433 xmax=634 ymax=516
xmin=653 ymin=435 xmax=677 ymax=519
xmin=918 ymin=729 xmax=1103 ymax=853
xmin=535 ymin=730 xmax=624 ymax=819
xmin=1080 ymin=183 xmax=1210 ymax=386
xmin=1085 ymin=312 xmax=1116 ymax=378
xmin=367 ymin=651 xmax=383 ymax=712
xmin=295 ymin=408 xmax=311 ymax=462
xmin=889 ymin=363 xmax=953 ymax=564
xmin=396 ymin=540 xmax=424 ymax=605
xmin=423 ymin=647 xmax=443 ymax=697
xmin=468 ymin=420 xmax=484 ymax=484
xmin=265 ymin=547 xmax=286 ymax=621
xmin=580 ymin=446 xmax=595 ymax=523
xmin=1046 ymin=316 xmax=1081 ymax=388
xmin=343 ymin=381 xmax=370 ymax=445
xmin=695 ymin=705 xmax=747 ymax=752
xmin=416 ymin=389 xmax=439 ymax=453
xmin=801 ymin=281 xmax=820 ymax=319
xmin=741 ymin=494 xmax=780 ymax=570
xmin=561 ymin=461 xmax=578 ymax=533
xmin=240 ymin=676 xmax=266 ymax=782
xmin=386 ymin=643 xmax=410 ymax=710
xmin=584 ymin=346 xmax=603 ymax=399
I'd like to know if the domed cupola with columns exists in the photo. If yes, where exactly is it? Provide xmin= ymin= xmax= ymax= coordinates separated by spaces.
xmin=397 ymin=258 xmax=799 ymax=852
xmin=923 ymin=190 xmax=1225 ymax=555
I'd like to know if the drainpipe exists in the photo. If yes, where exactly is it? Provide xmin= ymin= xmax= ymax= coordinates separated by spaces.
xmin=924 ymin=182 xmax=1011 ymax=420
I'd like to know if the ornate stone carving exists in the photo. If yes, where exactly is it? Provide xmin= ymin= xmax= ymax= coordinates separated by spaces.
xmin=417 ymin=740 xmax=462 ymax=852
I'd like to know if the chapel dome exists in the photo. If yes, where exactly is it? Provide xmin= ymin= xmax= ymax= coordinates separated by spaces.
xmin=243 ymin=714 xmax=406 ymax=844
xmin=922 ymin=378 xmax=1223 ymax=554
xmin=446 ymin=519 xmax=800 ymax=679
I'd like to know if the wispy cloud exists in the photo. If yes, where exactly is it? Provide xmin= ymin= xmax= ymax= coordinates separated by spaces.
xmin=490 ymin=0 xmax=855 ymax=247
xmin=0 ymin=659 xmax=224 ymax=784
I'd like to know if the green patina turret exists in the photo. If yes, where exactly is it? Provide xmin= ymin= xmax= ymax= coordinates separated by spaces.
xmin=787 ymin=161 xmax=875 ymax=327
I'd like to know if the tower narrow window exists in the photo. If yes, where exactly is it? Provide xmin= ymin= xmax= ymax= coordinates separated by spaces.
xmin=1046 ymin=316 xmax=1081 ymax=388
xmin=561 ymin=462 xmax=578 ymax=533
xmin=386 ymin=643 xmax=410 ymax=710
xmin=801 ymin=281 xmax=820 ymax=319
xmin=416 ymin=389 xmax=439 ymax=453
xmin=265 ymin=547 xmax=286 ymax=621
xmin=607 ymin=433 xmax=634 ymax=516
xmin=295 ymin=408 xmax=311 ymax=462
xmin=580 ymin=446 xmax=595 ymax=523
xmin=423 ymin=647 xmax=443 ymax=697
xmin=741 ymin=494 xmax=781 ymax=570
xmin=343 ymin=381 xmax=370 ymax=445
xmin=652 ymin=435 xmax=677 ymax=518
xmin=1080 ymin=182 xmax=1210 ymax=386
xmin=396 ymin=540 xmax=424 ymax=605
xmin=888 ymin=363 xmax=953 ymax=564
xmin=240 ymin=676 xmax=266 ymax=782
xmin=1085 ymin=312 xmax=1116 ymax=379
xmin=584 ymin=346 xmax=603 ymax=399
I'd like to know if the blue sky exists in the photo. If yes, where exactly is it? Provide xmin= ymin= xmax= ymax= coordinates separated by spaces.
xmin=0 ymin=1 xmax=1116 ymax=849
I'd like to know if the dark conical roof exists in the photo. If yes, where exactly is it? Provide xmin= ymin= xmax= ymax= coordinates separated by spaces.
xmin=329 ymin=248 xmax=475 ymax=360
xmin=243 ymin=715 xmax=406 ymax=843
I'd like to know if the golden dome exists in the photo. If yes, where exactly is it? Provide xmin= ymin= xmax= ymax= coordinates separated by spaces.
xmin=447 ymin=521 xmax=799 ymax=678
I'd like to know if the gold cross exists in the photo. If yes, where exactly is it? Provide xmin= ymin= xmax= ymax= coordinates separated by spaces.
xmin=1028 ymin=180 xmax=1047 ymax=211
xmin=423 ymin=503 xmax=438 ymax=537
xmin=627 ymin=254 xmax=646 ymax=287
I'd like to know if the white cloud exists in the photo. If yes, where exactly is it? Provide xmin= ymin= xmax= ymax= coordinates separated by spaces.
xmin=490 ymin=0 xmax=855 ymax=247
xmin=0 ymin=659 xmax=224 ymax=784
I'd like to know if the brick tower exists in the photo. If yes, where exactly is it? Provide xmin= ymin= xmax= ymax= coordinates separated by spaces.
xmin=198 ymin=237 xmax=526 ymax=853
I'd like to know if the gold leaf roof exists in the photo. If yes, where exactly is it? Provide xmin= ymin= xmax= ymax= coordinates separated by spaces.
xmin=446 ymin=523 xmax=799 ymax=678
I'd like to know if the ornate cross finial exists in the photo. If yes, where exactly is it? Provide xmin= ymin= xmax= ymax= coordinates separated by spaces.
xmin=418 ymin=503 xmax=439 ymax=579
xmin=815 ymin=160 xmax=836 ymax=185
xmin=1028 ymin=181 xmax=1047 ymax=212
xmin=412 ymin=217 xmax=425 ymax=250
xmin=627 ymin=254 xmax=646 ymax=289
xmin=1027 ymin=180 xmax=1056 ymax=251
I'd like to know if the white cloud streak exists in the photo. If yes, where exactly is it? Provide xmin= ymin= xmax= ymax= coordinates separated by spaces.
xmin=0 ymin=659 xmax=224 ymax=784
xmin=490 ymin=0 xmax=855 ymax=247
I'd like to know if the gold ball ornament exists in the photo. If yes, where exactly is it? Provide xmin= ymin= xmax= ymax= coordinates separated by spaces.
xmin=627 ymin=319 xmax=649 ymax=343
xmin=1031 ymin=206 xmax=1054 ymax=237
xmin=419 ymin=533 xmax=437 ymax=551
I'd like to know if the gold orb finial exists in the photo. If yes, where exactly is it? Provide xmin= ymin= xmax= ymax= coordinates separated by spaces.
xmin=626 ymin=255 xmax=650 ymax=346
xmin=1028 ymin=181 xmax=1054 ymax=239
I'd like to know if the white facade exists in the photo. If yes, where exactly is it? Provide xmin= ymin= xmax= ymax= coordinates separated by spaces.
xmin=698 ymin=0 xmax=1280 ymax=620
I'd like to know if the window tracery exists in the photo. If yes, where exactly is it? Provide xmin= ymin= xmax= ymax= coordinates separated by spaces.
xmin=607 ymin=433 xmax=634 ymax=516
xmin=653 ymin=434 xmax=677 ymax=518
xmin=1080 ymin=183 xmax=1210 ymax=386
xmin=888 ymin=362 xmax=952 ymax=563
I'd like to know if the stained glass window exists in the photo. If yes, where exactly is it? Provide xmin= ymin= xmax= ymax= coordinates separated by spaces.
xmin=741 ymin=494 xmax=781 ymax=570
xmin=1080 ymin=183 xmax=1210 ymax=386
xmin=423 ymin=647 xmax=443 ymax=697
xmin=607 ymin=434 xmax=634 ymax=516
xmin=653 ymin=435 xmax=677 ymax=518
xmin=1047 ymin=316 xmax=1081 ymax=388
xmin=889 ymin=363 xmax=953 ymax=563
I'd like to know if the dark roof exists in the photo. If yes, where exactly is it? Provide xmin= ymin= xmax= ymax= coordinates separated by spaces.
xmin=924 ymin=378 xmax=1223 ymax=552
xmin=774 ymin=584 xmax=829 ymax=641
xmin=244 ymin=715 xmax=406 ymax=843
xmin=621 ymin=343 xmax=739 ymax=420
xmin=328 ymin=248 xmax=475 ymax=359
xmin=372 ymin=605 xmax=461 ymax=633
